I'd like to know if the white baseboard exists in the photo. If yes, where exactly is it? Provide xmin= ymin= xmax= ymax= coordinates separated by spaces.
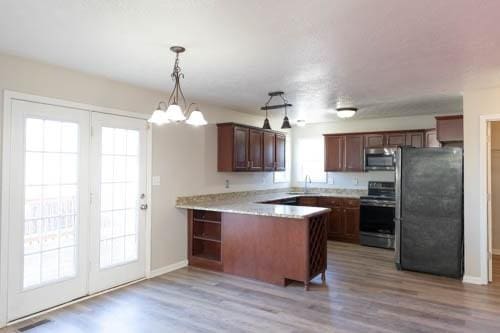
xmin=492 ymin=249 xmax=500 ymax=255
xmin=462 ymin=275 xmax=487 ymax=285
xmin=148 ymin=260 xmax=188 ymax=278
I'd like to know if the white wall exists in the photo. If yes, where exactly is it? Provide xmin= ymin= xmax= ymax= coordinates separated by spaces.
xmin=291 ymin=115 xmax=439 ymax=188
xmin=0 ymin=53 xmax=288 ymax=270
xmin=463 ymin=86 xmax=500 ymax=280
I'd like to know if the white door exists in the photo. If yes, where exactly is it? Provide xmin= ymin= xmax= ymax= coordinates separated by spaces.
xmin=88 ymin=112 xmax=148 ymax=293
xmin=7 ymin=100 xmax=90 ymax=321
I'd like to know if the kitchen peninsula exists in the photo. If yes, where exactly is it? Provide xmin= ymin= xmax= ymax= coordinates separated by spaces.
xmin=176 ymin=189 xmax=364 ymax=290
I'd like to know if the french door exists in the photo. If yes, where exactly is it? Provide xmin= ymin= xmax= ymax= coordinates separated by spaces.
xmin=88 ymin=113 xmax=147 ymax=293
xmin=7 ymin=100 xmax=148 ymax=321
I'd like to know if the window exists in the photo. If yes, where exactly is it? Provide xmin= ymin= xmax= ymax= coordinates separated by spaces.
xmin=296 ymin=137 xmax=327 ymax=183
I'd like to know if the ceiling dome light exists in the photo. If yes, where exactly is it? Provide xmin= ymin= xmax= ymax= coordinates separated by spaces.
xmin=336 ymin=107 xmax=357 ymax=118
xmin=165 ymin=103 xmax=186 ymax=122
xmin=296 ymin=119 xmax=306 ymax=127
xmin=186 ymin=109 xmax=208 ymax=126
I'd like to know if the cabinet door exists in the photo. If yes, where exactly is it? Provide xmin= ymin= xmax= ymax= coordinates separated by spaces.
xmin=345 ymin=135 xmax=364 ymax=171
xmin=328 ymin=206 xmax=345 ymax=240
xmin=262 ymin=132 xmax=276 ymax=171
xmin=275 ymin=133 xmax=286 ymax=171
xmin=364 ymin=134 xmax=385 ymax=148
xmin=406 ymin=132 xmax=424 ymax=147
xmin=248 ymin=129 xmax=263 ymax=170
xmin=425 ymin=129 xmax=441 ymax=147
xmin=344 ymin=207 xmax=360 ymax=243
xmin=298 ymin=197 xmax=318 ymax=206
xmin=233 ymin=126 xmax=249 ymax=170
xmin=324 ymin=136 xmax=344 ymax=171
xmin=386 ymin=133 xmax=406 ymax=147
xmin=436 ymin=116 xmax=463 ymax=142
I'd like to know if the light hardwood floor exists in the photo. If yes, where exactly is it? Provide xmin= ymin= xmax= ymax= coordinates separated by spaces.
xmin=3 ymin=242 xmax=500 ymax=333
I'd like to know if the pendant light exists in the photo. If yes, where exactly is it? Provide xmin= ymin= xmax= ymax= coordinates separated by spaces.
xmin=260 ymin=91 xmax=293 ymax=129
xmin=262 ymin=107 xmax=272 ymax=129
xmin=281 ymin=104 xmax=291 ymax=129
xmin=149 ymin=46 xmax=207 ymax=126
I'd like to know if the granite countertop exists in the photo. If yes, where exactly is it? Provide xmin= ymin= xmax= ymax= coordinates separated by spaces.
xmin=175 ymin=188 xmax=366 ymax=219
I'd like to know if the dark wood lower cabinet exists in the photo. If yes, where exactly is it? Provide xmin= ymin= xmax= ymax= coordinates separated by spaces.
xmin=188 ymin=209 xmax=328 ymax=290
xmin=317 ymin=197 xmax=360 ymax=243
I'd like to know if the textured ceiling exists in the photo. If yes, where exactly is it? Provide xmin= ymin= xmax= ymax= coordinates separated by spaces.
xmin=1 ymin=0 xmax=499 ymax=122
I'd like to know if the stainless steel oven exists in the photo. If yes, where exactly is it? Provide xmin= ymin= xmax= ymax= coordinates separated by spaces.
xmin=364 ymin=148 xmax=396 ymax=171
xmin=360 ymin=181 xmax=395 ymax=249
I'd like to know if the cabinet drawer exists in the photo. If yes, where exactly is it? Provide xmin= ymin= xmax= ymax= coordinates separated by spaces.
xmin=298 ymin=197 xmax=318 ymax=206
xmin=344 ymin=199 xmax=360 ymax=208
xmin=317 ymin=197 xmax=344 ymax=207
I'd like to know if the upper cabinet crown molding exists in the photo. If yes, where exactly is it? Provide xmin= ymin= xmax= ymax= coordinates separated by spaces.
xmin=217 ymin=123 xmax=286 ymax=172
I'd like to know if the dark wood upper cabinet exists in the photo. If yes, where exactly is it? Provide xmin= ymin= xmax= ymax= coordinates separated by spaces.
xmin=233 ymin=126 xmax=249 ymax=170
xmin=275 ymin=133 xmax=286 ymax=171
xmin=386 ymin=133 xmax=407 ymax=147
xmin=344 ymin=135 xmax=364 ymax=171
xmin=263 ymin=132 xmax=276 ymax=171
xmin=248 ymin=129 xmax=263 ymax=170
xmin=324 ymin=135 xmax=345 ymax=171
xmin=217 ymin=123 xmax=285 ymax=172
xmin=436 ymin=115 xmax=463 ymax=142
xmin=364 ymin=134 xmax=385 ymax=148
xmin=425 ymin=129 xmax=441 ymax=147
xmin=406 ymin=132 xmax=424 ymax=148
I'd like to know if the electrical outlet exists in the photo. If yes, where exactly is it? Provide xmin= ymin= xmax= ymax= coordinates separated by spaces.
xmin=353 ymin=177 xmax=359 ymax=185
xmin=225 ymin=179 xmax=230 ymax=189
xmin=152 ymin=176 xmax=161 ymax=186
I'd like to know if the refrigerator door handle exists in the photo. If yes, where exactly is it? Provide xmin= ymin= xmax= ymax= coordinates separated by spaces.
xmin=394 ymin=147 xmax=402 ymax=269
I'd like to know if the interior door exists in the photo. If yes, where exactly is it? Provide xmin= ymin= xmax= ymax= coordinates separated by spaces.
xmin=7 ymin=100 xmax=90 ymax=321
xmin=88 ymin=113 xmax=148 ymax=293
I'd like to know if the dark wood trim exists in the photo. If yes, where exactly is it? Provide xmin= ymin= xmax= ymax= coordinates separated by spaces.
xmin=217 ymin=122 xmax=286 ymax=135
xmin=323 ymin=128 xmax=434 ymax=137
xmin=435 ymin=115 xmax=463 ymax=120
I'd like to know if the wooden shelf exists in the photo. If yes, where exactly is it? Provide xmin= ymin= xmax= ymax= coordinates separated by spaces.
xmin=193 ymin=235 xmax=221 ymax=243
xmin=192 ymin=252 xmax=221 ymax=262
xmin=193 ymin=218 xmax=221 ymax=224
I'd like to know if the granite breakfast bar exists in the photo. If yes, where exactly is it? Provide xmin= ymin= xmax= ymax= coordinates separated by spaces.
xmin=176 ymin=189 xmax=363 ymax=290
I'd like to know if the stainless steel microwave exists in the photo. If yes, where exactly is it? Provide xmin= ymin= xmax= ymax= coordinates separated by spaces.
xmin=364 ymin=148 xmax=396 ymax=171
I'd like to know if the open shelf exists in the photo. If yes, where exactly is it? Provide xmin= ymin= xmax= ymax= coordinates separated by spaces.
xmin=193 ymin=235 xmax=221 ymax=243
xmin=193 ymin=218 xmax=221 ymax=224
xmin=190 ymin=210 xmax=222 ymax=265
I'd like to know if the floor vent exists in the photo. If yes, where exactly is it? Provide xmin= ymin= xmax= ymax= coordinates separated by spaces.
xmin=17 ymin=319 xmax=52 ymax=332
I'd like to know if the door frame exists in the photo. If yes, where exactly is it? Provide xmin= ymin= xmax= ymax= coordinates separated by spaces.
xmin=0 ymin=90 xmax=153 ymax=327
xmin=477 ymin=114 xmax=500 ymax=286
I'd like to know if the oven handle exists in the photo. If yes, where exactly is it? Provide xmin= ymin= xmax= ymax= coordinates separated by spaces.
xmin=360 ymin=201 xmax=395 ymax=208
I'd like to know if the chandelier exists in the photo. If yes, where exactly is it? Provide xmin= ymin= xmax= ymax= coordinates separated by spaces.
xmin=149 ymin=46 xmax=207 ymax=126
xmin=260 ymin=91 xmax=293 ymax=130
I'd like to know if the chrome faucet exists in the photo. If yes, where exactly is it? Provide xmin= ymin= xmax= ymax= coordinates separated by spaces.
xmin=304 ymin=175 xmax=312 ymax=193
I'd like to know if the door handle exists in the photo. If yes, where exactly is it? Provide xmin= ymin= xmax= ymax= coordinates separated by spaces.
xmin=140 ymin=204 xmax=148 ymax=210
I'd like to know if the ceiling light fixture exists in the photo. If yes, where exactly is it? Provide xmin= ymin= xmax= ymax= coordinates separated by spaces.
xmin=260 ymin=91 xmax=293 ymax=130
xmin=336 ymin=107 xmax=358 ymax=118
xmin=149 ymin=46 xmax=207 ymax=126
xmin=296 ymin=119 xmax=306 ymax=127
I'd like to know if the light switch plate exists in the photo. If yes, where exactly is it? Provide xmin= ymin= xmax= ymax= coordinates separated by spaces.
xmin=152 ymin=176 xmax=161 ymax=186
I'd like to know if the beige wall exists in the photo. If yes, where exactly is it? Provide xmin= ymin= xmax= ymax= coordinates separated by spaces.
xmin=0 ymin=53 xmax=288 ymax=270
xmin=491 ymin=122 xmax=500 ymax=251
xmin=463 ymin=86 xmax=500 ymax=280
xmin=290 ymin=115 xmax=440 ymax=188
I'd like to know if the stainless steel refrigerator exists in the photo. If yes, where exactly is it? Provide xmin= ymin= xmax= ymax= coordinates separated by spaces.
xmin=394 ymin=147 xmax=463 ymax=278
